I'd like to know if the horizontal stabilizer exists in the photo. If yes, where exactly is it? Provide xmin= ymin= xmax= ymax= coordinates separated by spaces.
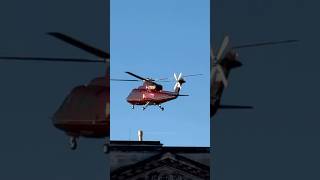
xmin=219 ymin=105 xmax=253 ymax=109
xmin=176 ymin=94 xmax=189 ymax=96
xmin=48 ymin=32 xmax=109 ymax=59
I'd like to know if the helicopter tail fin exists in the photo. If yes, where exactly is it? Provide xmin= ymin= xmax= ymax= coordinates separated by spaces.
xmin=173 ymin=73 xmax=186 ymax=93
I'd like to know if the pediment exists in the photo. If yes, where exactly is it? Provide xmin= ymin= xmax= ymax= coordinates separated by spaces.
xmin=111 ymin=152 xmax=209 ymax=180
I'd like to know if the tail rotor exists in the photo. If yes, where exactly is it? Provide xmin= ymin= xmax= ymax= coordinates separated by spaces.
xmin=173 ymin=73 xmax=186 ymax=93
xmin=211 ymin=36 xmax=229 ymax=87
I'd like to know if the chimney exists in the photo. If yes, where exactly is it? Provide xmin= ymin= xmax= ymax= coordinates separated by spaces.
xmin=138 ymin=129 xmax=143 ymax=141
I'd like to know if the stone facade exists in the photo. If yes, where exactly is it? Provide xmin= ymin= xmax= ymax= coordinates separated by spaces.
xmin=110 ymin=141 xmax=210 ymax=180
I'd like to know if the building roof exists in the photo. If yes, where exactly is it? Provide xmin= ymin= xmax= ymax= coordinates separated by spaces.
xmin=110 ymin=140 xmax=210 ymax=153
xmin=111 ymin=152 xmax=210 ymax=180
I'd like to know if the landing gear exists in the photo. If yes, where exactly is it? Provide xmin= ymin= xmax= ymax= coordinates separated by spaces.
xmin=68 ymin=136 xmax=109 ymax=153
xmin=158 ymin=104 xmax=164 ymax=111
xmin=132 ymin=105 xmax=135 ymax=109
xmin=69 ymin=137 xmax=77 ymax=150
xmin=142 ymin=102 xmax=150 ymax=110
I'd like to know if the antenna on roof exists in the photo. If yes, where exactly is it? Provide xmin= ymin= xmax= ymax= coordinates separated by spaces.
xmin=138 ymin=129 xmax=143 ymax=141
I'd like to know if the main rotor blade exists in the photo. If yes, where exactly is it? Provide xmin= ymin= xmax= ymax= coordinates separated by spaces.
xmin=232 ymin=39 xmax=299 ymax=49
xmin=125 ymin=72 xmax=149 ymax=81
xmin=158 ymin=73 xmax=203 ymax=82
xmin=48 ymin=32 xmax=110 ymax=59
xmin=183 ymin=73 xmax=203 ymax=77
xmin=155 ymin=80 xmax=172 ymax=82
xmin=125 ymin=72 xmax=164 ymax=88
xmin=110 ymin=79 xmax=140 ymax=82
xmin=217 ymin=36 xmax=229 ymax=61
xmin=0 ymin=56 xmax=105 ymax=63
xmin=219 ymin=105 xmax=253 ymax=109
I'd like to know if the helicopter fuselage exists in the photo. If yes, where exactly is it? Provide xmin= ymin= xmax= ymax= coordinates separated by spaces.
xmin=127 ymin=87 xmax=178 ymax=105
xmin=52 ymin=77 xmax=109 ymax=138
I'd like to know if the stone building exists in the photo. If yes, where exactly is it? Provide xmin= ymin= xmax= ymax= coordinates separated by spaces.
xmin=109 ymin=140 xmax=210 ymax=180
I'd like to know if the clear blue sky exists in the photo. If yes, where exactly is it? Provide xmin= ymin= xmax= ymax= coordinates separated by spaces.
xmin=110 ymin=0 xmax=210 ymax=146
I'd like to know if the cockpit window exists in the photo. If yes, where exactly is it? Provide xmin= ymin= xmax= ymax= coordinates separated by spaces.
xmin=147 ymin=85 xmax=156 ymax=90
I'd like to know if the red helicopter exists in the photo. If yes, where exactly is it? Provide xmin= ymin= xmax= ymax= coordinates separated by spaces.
xmin=0 ymin=32 xmax=110 ymax=152
xmin=112 ymin=72 xmax=201 ymax=111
